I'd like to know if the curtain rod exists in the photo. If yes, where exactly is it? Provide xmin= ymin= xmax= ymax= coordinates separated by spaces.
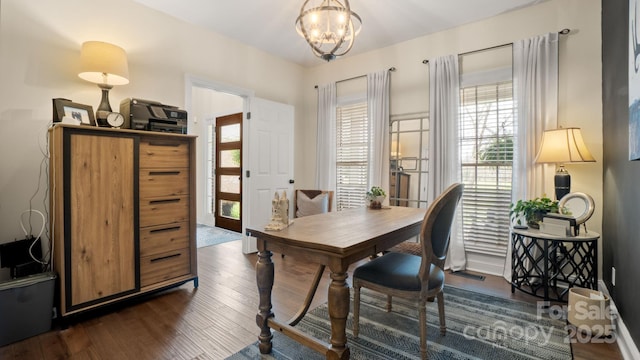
xmin=314 ymin=67 xmax=396 ymax=88
xmin=421 ymin=28 xmax=571 ymax=64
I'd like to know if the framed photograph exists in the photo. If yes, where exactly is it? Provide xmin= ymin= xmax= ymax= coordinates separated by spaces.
xmin=52 ymin=98 xmax=96 ymax=126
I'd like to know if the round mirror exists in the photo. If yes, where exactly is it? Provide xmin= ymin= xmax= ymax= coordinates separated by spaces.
xmin=558 ymin=192 xmax=594 ymax=225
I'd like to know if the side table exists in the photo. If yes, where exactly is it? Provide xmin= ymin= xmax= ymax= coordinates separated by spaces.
xmin=511 ymin=227 xmax=599 ymax=302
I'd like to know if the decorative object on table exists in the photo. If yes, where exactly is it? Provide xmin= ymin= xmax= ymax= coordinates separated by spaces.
xmin=541 ymin=213 xmax=577 ymax=236
xmin=264 ymin=191 xmax=291 ymax=231
xmin=106 ymin=112 xmax=125 ymax=128
xmin=52 ymin=98 xmax=96 ymax=126
xmin=534 ymin=127 xmax=595 ymax=200
xmin=365 ymin=186 xmax=386 ymax=209
xmin=510 ymin=195 xmax=563 ymax=229
xmin=558 ymin=192 xmax=595 ymax=234
xmin=78 ymin=41 xmax=129 ymax=127
xmin=295 ymin=0 xmax=362 ymax=62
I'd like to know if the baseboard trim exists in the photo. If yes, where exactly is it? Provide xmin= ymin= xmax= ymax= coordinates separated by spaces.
xmin=465 ymin=253 xmax=505 ymax=276
xmin=599 ymin=280 xmax=640 ymax=360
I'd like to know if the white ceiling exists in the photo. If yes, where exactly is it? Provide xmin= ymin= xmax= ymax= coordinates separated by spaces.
xmin=134 ymin=0 xmax=547 ymax=67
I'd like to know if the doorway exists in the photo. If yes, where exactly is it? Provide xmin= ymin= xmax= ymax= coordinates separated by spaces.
xmin=214 ymin=113 xmax=242 ymax=232
xmin=186 ymin=75 xmax=295 ymax=253
xmin=186 ymin=77 xmax=245 ymax=230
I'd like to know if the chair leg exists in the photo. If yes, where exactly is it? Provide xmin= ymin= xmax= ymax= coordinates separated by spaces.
xmin=353 ymin=283 xmax=361 ymax=337
xmin=419 ymin=300 xmax=428 ymax=360
xmin=437 ymin=292 xmax=446 ymax=335
xmin=386 ymin=294 xmax=392 ymax=312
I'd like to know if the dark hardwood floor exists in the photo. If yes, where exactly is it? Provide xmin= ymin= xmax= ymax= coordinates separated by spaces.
xmin=0 ymin=240 xmax=622 ymax=359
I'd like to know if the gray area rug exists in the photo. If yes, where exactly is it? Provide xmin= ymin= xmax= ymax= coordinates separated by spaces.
xmin=227 ymin=285 xmax=572 ymax=360
xmin=196 ymin=224 xmax=242 ymax=248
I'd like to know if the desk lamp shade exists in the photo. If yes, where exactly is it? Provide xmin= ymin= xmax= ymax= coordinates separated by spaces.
xmin=534 ymin=127 xmax=595 ymax=200
xmin=78 ymin=41 xmax=129 ymax=124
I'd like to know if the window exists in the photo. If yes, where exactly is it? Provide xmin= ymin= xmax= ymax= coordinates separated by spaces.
xmin=336 ymin=101 xmax=369 ymax=210
xmin=459 ymin=81 xmax=514 ymax=257
xmin=389 ymin=113 xmax=430 ymax=209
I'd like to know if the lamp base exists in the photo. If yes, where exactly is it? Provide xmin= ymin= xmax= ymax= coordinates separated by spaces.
xmin=554 ymin=165 xmax=571 ymax=200
xmin=95 ymin=83 xmax=113 ymax=127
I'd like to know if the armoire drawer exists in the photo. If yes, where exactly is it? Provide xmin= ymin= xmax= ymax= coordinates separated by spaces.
xmin=139 ymin=168 xmax=189 ymax=198
xmin=140 ymin=248 xmax=190 ymax=287
xmin=140 ymin=222 xmax=190 ymax=257
xmin=140 ymin=196 xmax=189 ymax=227
xmin=140 ymin=139 xmax=189 ymax=168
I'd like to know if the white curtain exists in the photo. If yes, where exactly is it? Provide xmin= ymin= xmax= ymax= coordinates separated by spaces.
xmin=367 ymin=70 xmax=390 ymax=199
xmin=503 ymin=32 xmax=559 ymax=281
xmin=428 ymin=55 xmax=465 ymax=271
xmin=315 ymin=82 xmax=337 ymax=199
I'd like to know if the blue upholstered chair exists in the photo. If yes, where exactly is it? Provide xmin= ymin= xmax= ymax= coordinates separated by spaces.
xmin=352 ymin=183 xmax=464 ymax=360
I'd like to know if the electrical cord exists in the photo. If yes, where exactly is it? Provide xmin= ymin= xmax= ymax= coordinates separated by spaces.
xmin=19 ymin=209 xmax=48 ymax=265
xmin=20 ymin=122 xmax=54 ymax=269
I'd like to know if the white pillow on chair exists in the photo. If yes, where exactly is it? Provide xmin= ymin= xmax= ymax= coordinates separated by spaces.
xmin=296 ymin=192 xmax=329 ymax=217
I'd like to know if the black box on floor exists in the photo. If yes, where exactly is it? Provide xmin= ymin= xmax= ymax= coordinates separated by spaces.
xmin=0 ymin=237 xmax=43 ymax=278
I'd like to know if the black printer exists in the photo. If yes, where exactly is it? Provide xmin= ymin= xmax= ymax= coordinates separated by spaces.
xmin=120 ymin=98 xmax=187 ymax=134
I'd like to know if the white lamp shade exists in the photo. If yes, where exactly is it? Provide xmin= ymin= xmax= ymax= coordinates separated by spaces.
xmin=534 ymin=127 xmax=595 ymax=164
xmin=78 ymin=41 xmax=129 ymax=85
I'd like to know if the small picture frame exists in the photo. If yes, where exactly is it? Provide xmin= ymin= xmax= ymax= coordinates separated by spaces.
xmin=52 ymin=98 xmax=96 ymax=126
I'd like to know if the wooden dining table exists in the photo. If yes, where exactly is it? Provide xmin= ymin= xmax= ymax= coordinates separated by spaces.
xmin=246 ymin=206 xmax=427 ymax=360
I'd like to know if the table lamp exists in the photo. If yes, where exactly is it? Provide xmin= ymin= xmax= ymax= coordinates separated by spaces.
xmin=534 ymin=127 xmax=595 ymax=200
xmin=78 ymin=41 xmax=129 ymax=126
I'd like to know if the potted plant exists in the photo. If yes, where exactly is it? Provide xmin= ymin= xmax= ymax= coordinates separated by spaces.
xmin=510 ymin=196 xmax=561 ymax=229
xmin=366 ymin=186 xmax=386 ymax=209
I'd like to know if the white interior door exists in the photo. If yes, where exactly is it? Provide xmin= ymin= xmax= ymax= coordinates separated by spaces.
xmin=242 ymin=97 xmax=294 ymax=253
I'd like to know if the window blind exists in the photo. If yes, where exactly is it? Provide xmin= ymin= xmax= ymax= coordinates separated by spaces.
xmin=459 ymin=81 xmax=514 ymax=257
xmin=336 ymin=102 xmax=369 ymax=210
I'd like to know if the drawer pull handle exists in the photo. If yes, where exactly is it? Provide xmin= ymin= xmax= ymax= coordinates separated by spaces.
xmin=150 ymin=253 xmax=181 ymax=263
xmin=148 ymin=171 xmax=181 ymax=176
xmin=147 ymin=141 xmax=181 ymax=147
xmin=150 ymin=226 xmax=182 ymax=234
xmin=149 ymin=198 xmax=181 ymax=205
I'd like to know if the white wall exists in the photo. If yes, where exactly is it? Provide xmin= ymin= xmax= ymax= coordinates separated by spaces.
xmin=0 ymin=0 xmax=304 ymax=277
xmin=299 ymin=0 xmax=604 ymax=241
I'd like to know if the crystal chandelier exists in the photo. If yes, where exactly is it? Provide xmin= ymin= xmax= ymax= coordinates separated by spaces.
xmin=295 ymin=0 xmax=362 ymax=62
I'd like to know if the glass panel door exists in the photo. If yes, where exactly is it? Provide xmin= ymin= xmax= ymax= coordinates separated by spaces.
xmin=215 ymin=113 xmax=242 ymax=232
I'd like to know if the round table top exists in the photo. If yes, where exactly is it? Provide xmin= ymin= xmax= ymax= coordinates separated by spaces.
xmin=511 ymin=226 xmax=600 ymax=241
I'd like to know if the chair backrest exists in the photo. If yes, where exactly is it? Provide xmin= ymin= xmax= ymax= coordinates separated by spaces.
xmin=294 ymin=190 xmax=334 ymax=218
xmin=419 ymin=183 xmax=464 ymax=275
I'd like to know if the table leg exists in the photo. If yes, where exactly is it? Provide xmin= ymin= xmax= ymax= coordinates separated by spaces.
xmin=256 ymin=250 xmax=274 ymax=354
xmin=327 ymin=268 xmax=351 ymax=360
